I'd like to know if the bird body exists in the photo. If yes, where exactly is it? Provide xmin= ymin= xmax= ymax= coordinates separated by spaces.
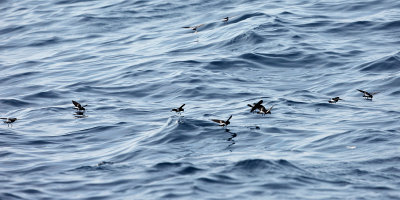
xmin=1 ymin=117 xmax=17 ymax=127
xmin=212 ymin=115 xmax=232 ymax=127
xmin=72 ymin=100 xmax=87 ymax=111
xmin=222 ymin=16 xmax=235 ymax=22
xmin=357 ymin=89 xmax=378 ymax=100
xmin=172 ymin=104 xmax=185 ymax=114
xmin=182 ymin=24 xmax=204 ymax=33
xmin=257 ymin=105 xmax=273 ymax=115
xmin=329 ymin=97 xmax=343 ymax=103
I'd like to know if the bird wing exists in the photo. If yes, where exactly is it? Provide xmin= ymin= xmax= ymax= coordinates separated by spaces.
xmin=268 ymin=106 xmax=274 ymax=111
xmin=255 ymin=100 xmax=263 ymax=106
xmin=179 ymin=104 xmax=185 ymax=109
xmin=0 ymin=118 xmax=7 ymax=120
xmin=212 ymin=119 xmax=224 ymax=124
xmin=357 ymin=89 xmax=366 ymax=93
xmin=227 ymin=115 xmax=232 ymax=122
xmin=72 ymin=100 xmax=80 ymax=107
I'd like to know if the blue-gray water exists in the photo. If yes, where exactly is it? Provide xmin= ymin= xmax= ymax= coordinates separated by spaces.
xmin=1 ymin=0 xmax=400 ymax=199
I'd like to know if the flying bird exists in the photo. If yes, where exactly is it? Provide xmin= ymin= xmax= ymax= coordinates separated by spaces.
xmin=329 ymin=97 xmax=343 ymax=103
xmin=222 ymin=16 xmax=235 ymax=22
xmin=211 ymin=115 xmax=232 ymax=127
xmin=182 ymin=24 xmax=204 ymax=33
xmin=1 ymin=117 xmax=17 ymax=127
xmin=257 ymin=105 xmax=274 ymax=116
xmin=171 ymin=104 xmax=185 ymax=114
xmin=357 ymin=89 xmax=378 ymax=100
xmin=247 ymin=100 xmax=264 ymax=113
xmin=72 ymin=100 xmax=87 ymax=111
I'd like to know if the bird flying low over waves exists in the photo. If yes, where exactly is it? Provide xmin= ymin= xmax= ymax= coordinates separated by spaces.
xmin=171 ymin=104 xmax=185 ymax=114
xmin=72 ymin=100 xmax=87 ymax=111
xmin=182 ymin=24 xmax=204 ymax=33
xmin=328 ymin=97 xmax=343 ymax=103
xmin=222 ymin=16 xmax=235 ymax=22
xmin=212 ymin=115 xmax=232 ymax=127
xmin=257 ymin=105 xmax=273 ymax=116
xmin=247 ymin=100 xmax=264 ymax=113
xmin=1 ymin=117 xmax=17 ymax=127
xmin=357 ymin=89 xmax=378 ymax=100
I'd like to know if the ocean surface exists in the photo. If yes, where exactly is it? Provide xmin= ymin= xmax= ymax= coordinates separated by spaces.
xmin=1 ymin=0 xmax=400 ymax=199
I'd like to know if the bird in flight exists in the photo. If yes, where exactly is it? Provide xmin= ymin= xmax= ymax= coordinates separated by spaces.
xmin=171 ymin=104 xmax=185 ymax=114
xmin=328 ymin=97 xmax=343 ymax=103
xmin=257 ymin=105 xmax=274 ymax=116
xmin=212 ymin=115 xmax=232 ymax=127
xmin=247 ymin=100 xmax=264 ymax=113
xmin=182 ymin=24 xmax=204 ymax=33
xmin=222 ymin=16 xmax=235 ymax=22
xmin=72 ymin=100 xmax=87 ymax=111
xmin=1 ymin=117 xmax=17 ymax=127
xmin=357 ymin=89 xmax=378 ymax=100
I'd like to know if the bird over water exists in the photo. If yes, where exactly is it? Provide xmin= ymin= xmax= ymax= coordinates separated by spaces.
xmin=72 ymin=100 xmax=87 ymax=111
xmin=257 ymin=105 xmax=273 ymax=115
xmin=212 ymin=115 xmax=232 ymax=127
xmin=329 ymin=97 xmax=343 ymax=103
xmin=171 ymin=104 xmax=185 ymax=114
xmin=182 ymin=24 xmax=204 ymax=33
xmin=357 ymin=89 xmax=378 ymax=100
xmin=247 ymin=100 xmax=264 ymax=113
xmin=1 ymin=117 xmax=17 ymax=127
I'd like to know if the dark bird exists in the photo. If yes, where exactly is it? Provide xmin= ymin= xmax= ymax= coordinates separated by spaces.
xmin=357 ymin=89 xmax=378 ymax=100
xmin=1 ymin=117 xmax=17 ymax=127
xmin=72 ymin=100 xmax=87 ymax=111
xmin=171 ymin=104 xmax=185 ymax=114
xmin=257 ymin=105 xmax=274 ymax=116
xmin=247 ymin=100 xmax=264 ymax=113
xmin=182 ymin=24 xmax=204 ymax=33
xmin=222 ymin=16 xmax=235 ymax=22
xmin=212 ymin=115 xmax=232 ymax=127
xmin=329 ymin=97 xmax=343 ymax=103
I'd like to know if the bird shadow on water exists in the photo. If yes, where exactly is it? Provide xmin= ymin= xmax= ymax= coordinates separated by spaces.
xmin=73 ymin=111 xmax=87 ymax=119
xmin=225 ymin=128 xmax=237 ymax=152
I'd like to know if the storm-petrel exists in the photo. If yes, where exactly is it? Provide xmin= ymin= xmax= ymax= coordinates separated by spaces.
xmin=212 ymin=115 xmax=232 ymax=127
xmin=72 ymin=100 xmax=87 ymax=111
xmin=247 ymin=100 xmax=263 ymax=113
xmin=257 ymin=105 xmax=273 ymax=116
xmin=222 ymin=16 xmax=236 ymax=22
xmin=1 ymin=117 xmax=17 ymax=127
xmin=357 ymin=89 xmax=378 ymax=100
xmin=171 ymin=104 xmax=185 ymax=114
xmin=328 ymin=97 xmax=343 ymax=103
xmin=182 ymin=24 xmax=204 ymax=33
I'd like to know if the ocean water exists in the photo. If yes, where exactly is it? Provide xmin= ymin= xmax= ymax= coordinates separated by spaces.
xmin=1 ymin=0 xmax=400 ymax=199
